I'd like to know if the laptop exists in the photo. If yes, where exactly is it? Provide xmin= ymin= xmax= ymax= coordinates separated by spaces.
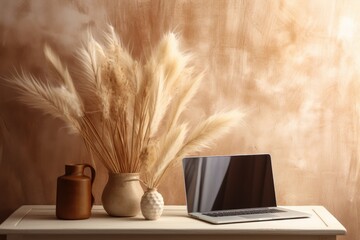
xmin=182 ymin=154 xmax=310 ymax=224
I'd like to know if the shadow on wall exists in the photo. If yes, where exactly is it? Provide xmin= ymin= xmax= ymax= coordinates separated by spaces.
xmin=0 ymin=1 xmax=359 ymax=240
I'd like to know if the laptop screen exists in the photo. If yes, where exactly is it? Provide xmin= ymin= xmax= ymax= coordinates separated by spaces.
xmin=182 ymin=154 xmax=277 ymax=213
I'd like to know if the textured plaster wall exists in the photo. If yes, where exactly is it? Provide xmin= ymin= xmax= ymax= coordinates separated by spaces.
xmin=0 ymin=1 xmax=359 ymax=239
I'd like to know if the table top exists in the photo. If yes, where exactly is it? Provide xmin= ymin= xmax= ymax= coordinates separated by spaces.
xmin=0 ymin=205 xmax=346 ymax=236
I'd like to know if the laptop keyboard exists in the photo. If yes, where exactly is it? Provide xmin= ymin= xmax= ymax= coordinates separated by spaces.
xmin=203 ymin=208 xmax=285 ymax=217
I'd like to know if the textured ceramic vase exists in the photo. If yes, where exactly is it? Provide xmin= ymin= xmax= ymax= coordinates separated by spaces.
xmin=102 ymin=172 xmax=143 ymax=217
xmin=140 ymin=188 xmax=164 ymax=220
xmin=56 ymin=164 xmax=96 ymax=220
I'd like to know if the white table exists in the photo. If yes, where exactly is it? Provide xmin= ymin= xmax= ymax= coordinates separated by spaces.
xmin=0 ymin=205 xmax=346 ymax=240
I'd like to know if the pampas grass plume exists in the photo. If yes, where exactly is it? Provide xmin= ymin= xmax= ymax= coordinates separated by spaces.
xmin=5 ymin=26 xmax=245 ymax=184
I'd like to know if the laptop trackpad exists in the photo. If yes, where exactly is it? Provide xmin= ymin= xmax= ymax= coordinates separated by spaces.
xmin=241 ymin=214 xmax=277 ymax=219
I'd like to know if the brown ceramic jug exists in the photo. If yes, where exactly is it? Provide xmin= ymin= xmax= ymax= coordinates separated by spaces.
xmin=56 ymin=164 xmax=95 ymax=220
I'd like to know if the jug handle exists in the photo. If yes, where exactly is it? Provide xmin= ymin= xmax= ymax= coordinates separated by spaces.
xmin=83 ymin=164 xmax=96 ymax=206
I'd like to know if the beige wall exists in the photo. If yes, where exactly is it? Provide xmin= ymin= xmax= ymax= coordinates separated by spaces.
xmin=0 ymin=1 xmax=359 ymax=239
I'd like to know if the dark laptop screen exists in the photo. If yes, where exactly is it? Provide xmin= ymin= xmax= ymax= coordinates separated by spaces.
xmin=182 ymin=154 xmax=277 ymax=213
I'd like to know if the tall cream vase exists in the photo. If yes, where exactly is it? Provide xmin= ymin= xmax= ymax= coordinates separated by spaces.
xmin=102 ymin=173 xmax=143 ymax=217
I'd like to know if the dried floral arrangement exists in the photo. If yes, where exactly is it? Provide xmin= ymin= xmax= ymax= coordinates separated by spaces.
xmin=6 ymin=25 xmax=244 ymax=188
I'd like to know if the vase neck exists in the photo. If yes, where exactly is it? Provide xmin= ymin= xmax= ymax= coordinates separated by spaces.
xmin=146 ymin=188 xmax=158 ymax=192
xmin=108 ymin=172 xmax=140 ymax=181
xmin=65 ymin=164 xmax=85 ymax=176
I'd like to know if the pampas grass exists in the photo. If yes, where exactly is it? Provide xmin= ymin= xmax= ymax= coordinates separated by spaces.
xmin=5 ymin=25 xmax=244 ymax=185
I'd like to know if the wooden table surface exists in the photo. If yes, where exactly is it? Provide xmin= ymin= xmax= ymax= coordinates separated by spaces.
xmin=0 ymin=205 xmax=346 ymax=240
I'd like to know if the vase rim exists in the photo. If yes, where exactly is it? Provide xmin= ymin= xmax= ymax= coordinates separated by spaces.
xmin=108 ymin=172 xmax=140 ymax=178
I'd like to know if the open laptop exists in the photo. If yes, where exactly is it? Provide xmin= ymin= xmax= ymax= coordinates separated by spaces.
xmin=182 ymin=154 xmax=310 ymax=224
